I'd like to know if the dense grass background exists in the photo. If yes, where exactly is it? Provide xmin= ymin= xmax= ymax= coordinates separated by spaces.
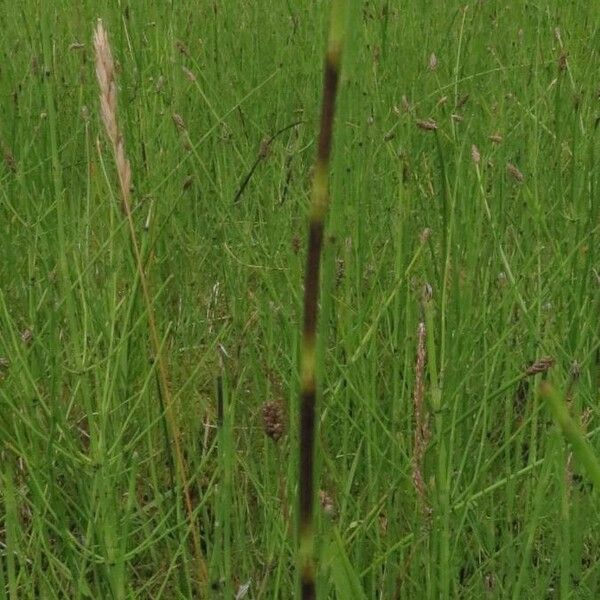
xmin=1 ymin=1 xmax=599 ymax=597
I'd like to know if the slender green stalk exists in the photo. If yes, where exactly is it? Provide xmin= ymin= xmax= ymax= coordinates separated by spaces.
xmin=299 ymin=2 xmax=347 ymax=597
xmin=93 ymin=20 xmax=208 ymax=592
xmin=423 ymin=285 xmax=450 ymax=597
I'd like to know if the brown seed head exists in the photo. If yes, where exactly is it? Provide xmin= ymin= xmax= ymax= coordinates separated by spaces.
xmin=416 ymin=119 xmax=438 ymax=131
xmin=554 ymin=27 xmax=562 ymax=44
xmin=422 ymin=283 xmax=433 ymax=302
xmin=155 ymin=75 xmax=165 ymax=92
xmin=3 ymin=144 xmax=16 ymax=173
xmin=182 ymin=66 xmax=196 ymax=83
xmin=175 ymin=40 xmax=191 ymax=57
xmin=558 ymin=53 xmax=568 ymax=72
xmin=172 ymin=113 xmax=187 ymax=132
xmin=428 ymin=52 xmax=438 ymax=71
xmin=319 ymin=490 xmax=336 ymax=518
xmin=259 ymin=137 xmax=271 ymax=159
xmin=291 ymin=234 xmax=301 ymax=254
xmin=456 ymin=94 xmax=470 ymax=109
xmin=412 ymin=321 xmax=430 ymax=515
xmin=262 ymin=400 xmax=285 ymax=442
xmin=506 ymin=162 xmax=524 ymax=182
xmin=525 ymin=356 xmax=555 ymax=377
xmin=569 ymin=361 xmax=581 ymax=381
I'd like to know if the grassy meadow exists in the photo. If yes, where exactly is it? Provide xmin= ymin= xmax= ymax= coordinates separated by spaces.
xmin=1 ymin=1 xmax=600 ymax=597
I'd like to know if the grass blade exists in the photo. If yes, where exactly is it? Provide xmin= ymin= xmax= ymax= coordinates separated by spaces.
xmin=299 ymin=2 xmax=348 ymax=598
xmin=540 ymin=382 xmax=600 ymax=489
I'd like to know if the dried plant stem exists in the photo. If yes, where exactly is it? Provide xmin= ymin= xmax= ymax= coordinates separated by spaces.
xmin=299 ymin=3 xmax=347 ymax=598
xmin=93 ymin=20 xmax=207 ymax=590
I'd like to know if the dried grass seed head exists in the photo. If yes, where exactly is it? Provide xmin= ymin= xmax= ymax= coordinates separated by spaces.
xmin=262 ymin=400 xmax=285 ymax=442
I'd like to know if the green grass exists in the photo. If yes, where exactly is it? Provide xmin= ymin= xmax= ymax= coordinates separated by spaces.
xmin=1 ymin=1 xmax=599 ymax=597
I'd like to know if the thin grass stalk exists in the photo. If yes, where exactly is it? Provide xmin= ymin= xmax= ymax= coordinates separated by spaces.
xmin=412 ymin=321 xmax=430 ymax=516
xmin=299 ymin=3 xmax=347 ymax=598
xmin=92 ymin=20 xmax=208 ymax=591
xmin=422 ymin=284 xmax=449 ymax=597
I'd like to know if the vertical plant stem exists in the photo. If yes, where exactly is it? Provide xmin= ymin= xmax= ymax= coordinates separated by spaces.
xmin=299 ymin=2 xmax=347 ymax=598
xmin=93 ymin=20 xmax=207 ymax=592
xmin=423 ymin=285 xmax=450 ymax=598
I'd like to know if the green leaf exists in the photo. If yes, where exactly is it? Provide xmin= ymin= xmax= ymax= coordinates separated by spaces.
xmin=325 ymin=527 xmax=368 ymax=600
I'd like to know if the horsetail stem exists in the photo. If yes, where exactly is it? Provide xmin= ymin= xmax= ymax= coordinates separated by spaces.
xmin=298 ymin=2 xmax=347 ymax=598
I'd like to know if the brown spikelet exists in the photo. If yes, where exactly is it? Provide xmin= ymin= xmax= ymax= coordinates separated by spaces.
xmin=506 ymin=162 xmax=524 ymax=182
xmin=525 ymin=356 xmax=555 ymax=377
xmin=175 ymin=40 xmax=191 ymax=57
xmin=2 ymin=142 xmax=17 ymax=173
xmin=471 ymin=144 xmax=481 ymax=164
xmin=416 ymin=118 xmax=438 ymax=131
xmin=569 ymin=360 xmax=581 ymax=381
xmin=319 ymin=490 xmax=336 ymax=519
xmin=489 ymin=132 xmax=503 ymax=144
xmin=182 ymin=66 xmax=196 ymax=83
xmin=419 ymin=228 xmax=432 ymax=244
xmin=262 ymin=400 xmax=285 ymax=442
xmin=558 ymin=52 xmax=568 ymax=72
xmin=428 ymin=52 xmax=438 ymax=71
xmin=456 ymin=93 xmax=470 ymax=109
xmin=335 ymin=257 xmax=345 ymax=287
xmin=172 ymin=113 xmax=187 ymax=132
xmin=20 ymin=328 xmax=33 ymax=346
xmin=412 ymin=321 xmax=431 ymax=515
xmin=259 ymin=137 xmax=271 ymax=159
xmin=291 ymin=234 xmax=302 ymax=254
xmin=368 ymin=45 xmax=379 ymax=66
xmin=554 ymin=27 xmax=563 ymax=44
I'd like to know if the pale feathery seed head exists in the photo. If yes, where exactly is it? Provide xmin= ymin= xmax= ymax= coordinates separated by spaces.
xmin=93 ymin=19 xmax=132 ymax=210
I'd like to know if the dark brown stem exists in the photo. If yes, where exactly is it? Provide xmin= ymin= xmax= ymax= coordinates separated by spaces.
xmin=298 ymin=2 xmax=347 ymax=597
